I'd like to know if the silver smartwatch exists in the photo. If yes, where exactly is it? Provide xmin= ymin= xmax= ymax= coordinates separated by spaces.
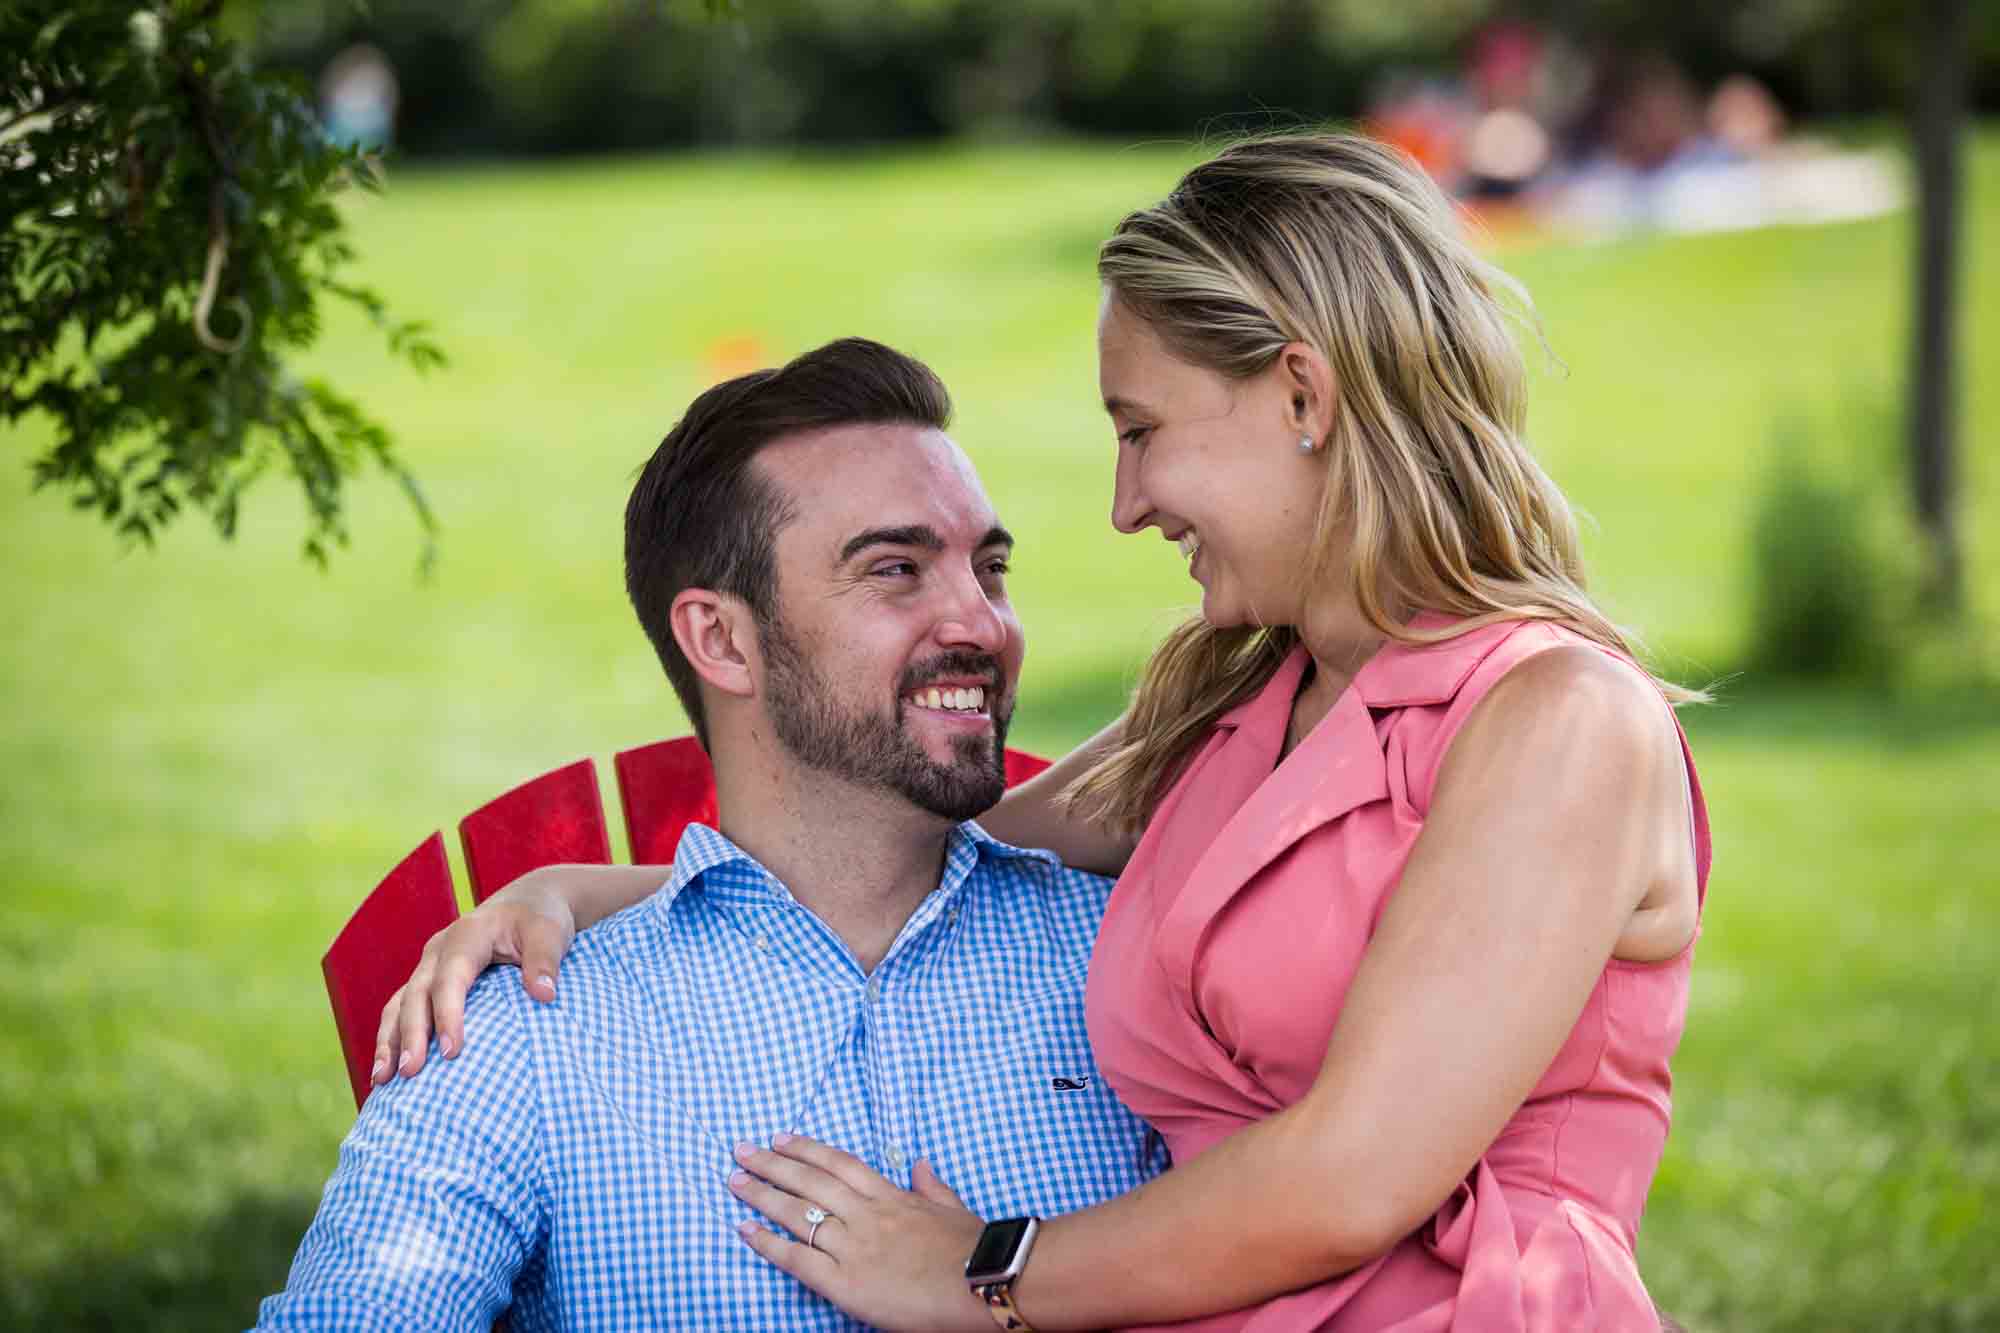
xmin=965 ymin=1215 xmax=1040 ymax=1331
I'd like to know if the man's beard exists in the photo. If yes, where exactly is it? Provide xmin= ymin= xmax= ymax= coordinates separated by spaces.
xmin=760 ymin=618 xmax=1011 ymax=822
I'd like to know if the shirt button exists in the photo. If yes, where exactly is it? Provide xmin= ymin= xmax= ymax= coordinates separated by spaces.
xmin=885 ymin=1144 xmax=905 ymax=1169
xmin=754 ymin=933 xmax=772 ymax=953
xmin=865 ymin=976 xmax=881 ymax=1002
xmin=945 ymin=906 xmax=959 ymax=924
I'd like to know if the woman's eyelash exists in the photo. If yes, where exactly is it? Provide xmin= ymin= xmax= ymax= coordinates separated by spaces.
xmin=1119 ymin=426 xmax=1151 ymax=447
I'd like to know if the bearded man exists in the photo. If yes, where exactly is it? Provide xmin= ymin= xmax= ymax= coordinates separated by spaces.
xmin=255 ymin=339 xmax=1164 ymax=1332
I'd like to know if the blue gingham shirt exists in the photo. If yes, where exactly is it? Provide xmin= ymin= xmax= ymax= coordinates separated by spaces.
xmin=256 ymin=821 xmax=1167 ymax=1331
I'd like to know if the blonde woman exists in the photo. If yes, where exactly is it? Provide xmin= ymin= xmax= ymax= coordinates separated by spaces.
xmin=379 ymin=133 xmax=1708 ymax=1330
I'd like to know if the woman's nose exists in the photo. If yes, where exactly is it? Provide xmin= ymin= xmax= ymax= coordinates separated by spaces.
xmin=1110 ymin=455 xmax=1150 ymax=535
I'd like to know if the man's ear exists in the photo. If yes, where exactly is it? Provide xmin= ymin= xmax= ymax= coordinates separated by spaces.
xmin=1278 ymin=340 xmax=1339 ymax=442
xmin=669 ymin=588 xmax=759 ymax=702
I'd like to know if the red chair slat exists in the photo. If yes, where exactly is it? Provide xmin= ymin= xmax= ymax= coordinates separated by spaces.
xmin=1003 ymin=747 xmax=1052 ymax=787
xmin=457 ymin=758 xmax=612 ymax=903
xmin=322 ymin=832 xmax=461 ymax=1108
xmin=614 ymin=737 xmax=719 ymax=866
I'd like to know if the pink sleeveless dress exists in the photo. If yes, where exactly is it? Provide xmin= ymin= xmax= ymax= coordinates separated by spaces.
xmin=1085 ymin=617 xmax=1711 ymax=1331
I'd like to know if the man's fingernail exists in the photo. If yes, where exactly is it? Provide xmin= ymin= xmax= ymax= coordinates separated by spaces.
xmin=440 ymin=1034 xmax=455 ymax=1058
xmin=735 ymin=1220 xmax=757 ymax=1239
xmin=771 ymin=1131 xmax=794 ymax=1147
xmin=733 ymin=1141 xmax=756 ymax=1162
xmin=397 ymin=1051 xmax=414 ymax=1075
xmin=727 ymin=1170 xmax=751 ymax=1190
xmin=535 ymin=973 xmax=555 ymax=992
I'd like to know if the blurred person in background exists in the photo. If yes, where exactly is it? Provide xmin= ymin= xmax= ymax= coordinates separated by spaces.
xmin=382 ymin=133 xmax=1708 ymax=1331
xmin=1456 ymin=22 xmax=1573 ymax=201
xmin=1365 ymin=22 xmax=1586 ymax=222
xmin=1546 ymin=53 xmax=1900 ymax=236
xmin=1551 ymin=51 xmax=1751 ymax=232
xmin=1705 ymin=73 xmax=1787 ymax=159
xmin=319 ymin=43 xmax=398 ymax=152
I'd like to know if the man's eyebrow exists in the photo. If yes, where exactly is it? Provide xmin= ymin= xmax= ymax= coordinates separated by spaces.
xmin=979 ymin=526 xmax=1014 ymax=552
xmin=839 ymin=525 xmax=945 ymax=563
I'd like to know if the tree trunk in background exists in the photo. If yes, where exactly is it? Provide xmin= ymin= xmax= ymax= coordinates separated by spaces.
xmin=1910 ymin=0 xmax=1967 ymax=613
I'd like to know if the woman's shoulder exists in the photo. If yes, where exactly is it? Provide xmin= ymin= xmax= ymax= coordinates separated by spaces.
xmin=1430 ymin=634 xmax=1690 ymax=885
xmin=1406 ymin=615 xmax=1659 ymax=718
xmin=1381 ymin=617 xmax=1678 ymax=814
xmin=1470 ymin=639 xmax=1669 ymax=757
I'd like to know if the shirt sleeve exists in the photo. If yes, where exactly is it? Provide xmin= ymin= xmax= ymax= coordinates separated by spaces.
xmin=253 ymin=974 xmax=547 ymax=1332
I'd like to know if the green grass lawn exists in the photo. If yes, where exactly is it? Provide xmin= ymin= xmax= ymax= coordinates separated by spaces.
xmin=3 ymin=133 xmax=1996 ymax=1331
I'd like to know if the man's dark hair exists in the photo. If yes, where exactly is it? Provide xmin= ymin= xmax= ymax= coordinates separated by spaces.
xmin=625 ymin=337 xmax=954 ymax=749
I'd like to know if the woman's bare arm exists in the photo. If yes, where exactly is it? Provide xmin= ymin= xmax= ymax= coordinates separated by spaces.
xmin=981 ymin=716 xmax=1139 ymax=875
xmin=372 ymin=861 xmax=670 ymax=1082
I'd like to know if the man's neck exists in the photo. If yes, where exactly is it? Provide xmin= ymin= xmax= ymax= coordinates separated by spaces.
xmin=711 ymin=751 xmax=955 ymax=974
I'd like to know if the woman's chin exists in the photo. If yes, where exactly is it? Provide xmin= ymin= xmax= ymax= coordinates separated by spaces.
xmin=1196 ymin=593 xmax=1245 ymax=629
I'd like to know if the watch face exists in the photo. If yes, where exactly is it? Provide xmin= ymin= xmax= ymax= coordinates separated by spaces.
xmin=965 ymin=1217 xmax=1035 ymax=1284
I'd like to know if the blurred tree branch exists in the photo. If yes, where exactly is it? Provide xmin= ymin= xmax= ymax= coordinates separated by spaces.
xmin=1 ymin=1 xmax=446 ymax=569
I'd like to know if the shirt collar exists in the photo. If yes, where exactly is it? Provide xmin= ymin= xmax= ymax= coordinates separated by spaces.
xmin=955 ymin=817 xmax=1063 ymax=866
xmin=655 ymin=821 xmax=767 ymax=909
xmin=654 ymin=816 xmax=1060 ymax=912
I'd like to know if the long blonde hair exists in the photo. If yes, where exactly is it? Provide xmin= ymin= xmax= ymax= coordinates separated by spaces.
xmin=1070 ymin=131 xmax=1704 ymax=833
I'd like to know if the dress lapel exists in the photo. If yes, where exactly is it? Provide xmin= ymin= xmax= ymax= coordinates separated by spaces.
xmin=1151 ymin=619 xmax=1530 ymax=1013
xmin=1154 ymin=647 xmax=1392 ymax=1008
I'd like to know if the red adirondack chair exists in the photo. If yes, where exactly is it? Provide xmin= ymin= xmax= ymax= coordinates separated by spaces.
xmin=323 ymin=738 xmax=1053 ymax=1109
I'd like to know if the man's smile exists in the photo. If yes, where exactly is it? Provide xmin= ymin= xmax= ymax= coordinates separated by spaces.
xmin=896 ymin=654 xmax=1007 ymax=736
xmin=904 ymin=682 xmax=989 ymax=715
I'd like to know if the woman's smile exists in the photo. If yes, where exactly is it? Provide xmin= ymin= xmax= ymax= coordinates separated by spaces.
xmin=1176 ymin=529 xmax=1204 ymax=585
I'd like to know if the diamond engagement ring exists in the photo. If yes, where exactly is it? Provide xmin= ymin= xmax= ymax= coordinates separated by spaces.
xmin=804 ymin=1204 xmax=833 ymax=1249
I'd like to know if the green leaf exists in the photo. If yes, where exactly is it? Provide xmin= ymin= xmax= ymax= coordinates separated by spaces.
xmin=2 ymin=0 xmax=448 ymax=572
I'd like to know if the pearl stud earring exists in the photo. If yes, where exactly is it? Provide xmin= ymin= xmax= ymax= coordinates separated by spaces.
xmin=1297 ymin=434 xmax=1316 ymax=454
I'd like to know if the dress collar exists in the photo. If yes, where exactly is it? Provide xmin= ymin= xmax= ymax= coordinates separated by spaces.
xmin=1212 ymin=614 xmax=1532 ymax=730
